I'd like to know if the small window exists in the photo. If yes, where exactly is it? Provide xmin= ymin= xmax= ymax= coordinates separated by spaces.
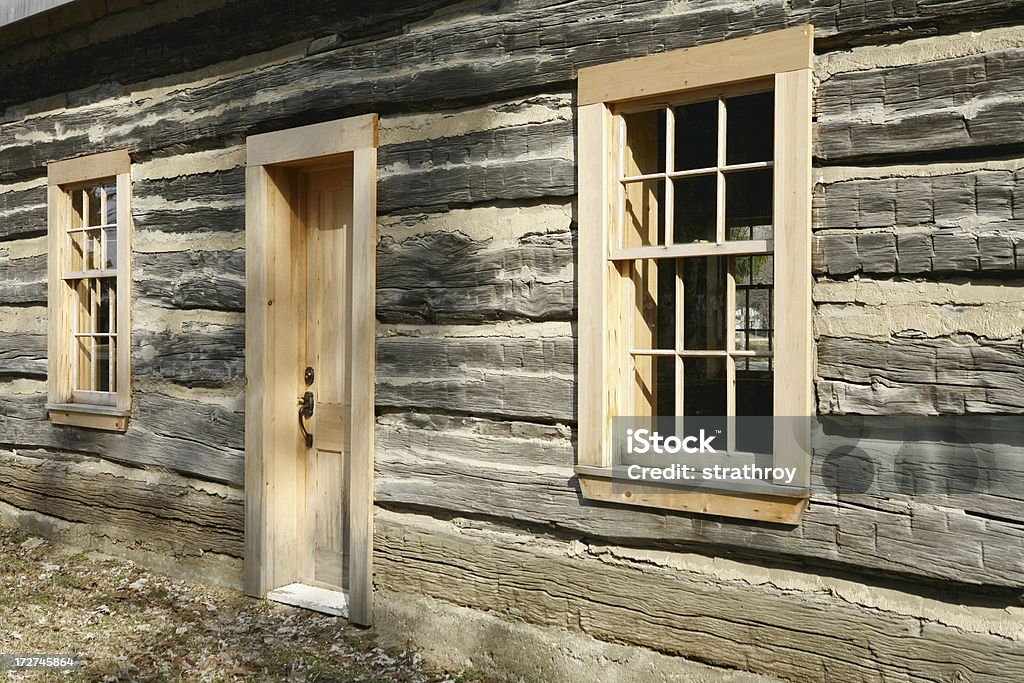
xmin=576 ymin=27 xmax=813 ymax=523
xmin=47 ymin=150 xmax=132 ymax=431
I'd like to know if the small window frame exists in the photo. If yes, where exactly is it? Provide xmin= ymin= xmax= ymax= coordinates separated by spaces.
xmin=575 ymin=27 xmax=814 ymax=523
xmin=46 ymin=150 xmax=133 ymax=431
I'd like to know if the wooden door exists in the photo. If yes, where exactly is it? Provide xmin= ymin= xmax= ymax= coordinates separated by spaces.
xmin=245 ymin=114 xmax=377 ymax=625
xmin=302 ymin=168 xmax=352 ymax=591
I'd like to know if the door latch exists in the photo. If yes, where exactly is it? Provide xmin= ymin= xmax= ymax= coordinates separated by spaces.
xmin=298 ymin=391 xmax=314 ymax=448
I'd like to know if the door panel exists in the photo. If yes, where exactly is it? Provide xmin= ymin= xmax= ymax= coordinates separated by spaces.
xmin=303 ymin=168 xmax=353 ymax=591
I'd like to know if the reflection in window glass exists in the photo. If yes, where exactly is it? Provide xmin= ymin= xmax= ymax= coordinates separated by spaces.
xmin=631 ymin=259 xmax=676 ymax=350
xmin=623 ymin=179 xmax=665 ymax=247
xmin=682 ymin=256 xmax=726 ymax=350
xmin=623 ymin=110 xmax=666 ymax=176
xmin=725 ymin=169 xmax=772 ymax=241
xmin=726 ymin=91 xmax=774 ymax=165
xmin=633 ymin=355 xmax=676 ymax=417
xmin=674 ymin=100 xmax=718 ymax=171
xmin=673 ymin=174 xmax=716 ymax=244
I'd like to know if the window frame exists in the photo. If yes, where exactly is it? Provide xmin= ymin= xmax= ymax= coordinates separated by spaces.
xmin=47 ymin=150 xmax=133 ymax=431
xmin=575 ymin=27 xmax=813 ymax=523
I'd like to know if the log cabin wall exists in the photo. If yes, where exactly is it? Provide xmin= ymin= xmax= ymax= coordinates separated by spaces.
xmin=1 ymin=0 xmax=1024 ymax=679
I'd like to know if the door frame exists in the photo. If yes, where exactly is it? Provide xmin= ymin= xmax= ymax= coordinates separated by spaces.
xmin=243 ymin=114 xmax=377 ymax=625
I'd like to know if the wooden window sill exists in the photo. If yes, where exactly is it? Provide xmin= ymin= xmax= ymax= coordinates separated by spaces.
xmin=47 ymin=403 xmax=129 ymax=432
xmin=575 ymin=467 xmax=808 ymax=525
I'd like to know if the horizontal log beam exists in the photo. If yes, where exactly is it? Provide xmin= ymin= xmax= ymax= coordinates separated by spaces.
xmin=377 ymin=231 xmax=574 ymax=323
xmin=374 ymin=445 xmax=1024 ymax=588
xmin=0 ymin=449 xmax=243 ymax=556
xmin=376 ymin=510 xmax=1024 ymax=682
xmin=0 ymin=390 xmax=244 ymax=485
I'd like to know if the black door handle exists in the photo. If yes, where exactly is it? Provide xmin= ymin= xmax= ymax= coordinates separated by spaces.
xmin=298 ymin=391 xmax=314 ymax=448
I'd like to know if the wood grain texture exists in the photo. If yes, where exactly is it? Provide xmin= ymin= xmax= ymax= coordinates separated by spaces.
xmin=374 ymin=437 xmax=1024 ymax=588
xmin=817 ymin=334 xmax=1024 ymax=414
xmin=375 ymin=511 xmax=1024 ymax=683
xmin=0 ymin=185 xmax=46 ymax=241
xmin=13 ymin=1 xmax=1024 ymax=176
xmin=0 ymin=390 xmax=244 ymax=484
xmin=817 ymin=46 xmax=1024 ymax=162
xmin=377 ymin=334 xmax=575 ymax=422
xmin=377 ymin=231 xmax=574 ymax=323
xmin=0 ymin=254 xmax=45 ymax=306
xmin=134 ymin=327 xmax=245 ymax=387
xmin=134 ymin=250 xmax=245 ymax=312
xmin=0 ymin=449 xmax=243 ymax=556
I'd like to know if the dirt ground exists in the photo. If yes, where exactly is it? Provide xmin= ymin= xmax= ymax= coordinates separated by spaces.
xmin=0 ymin=523 xmax=488 ymax=682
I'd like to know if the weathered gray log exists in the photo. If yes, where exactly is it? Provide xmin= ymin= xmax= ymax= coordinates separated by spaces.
xmin=378 ymin=334 xmax=575 ymax=378
xmin=0 ymin=185 xmax=46 ymax=241
xmin=378 ymin=121 xmax=575 ymax=213
xmin=0 ymin=254 xmax=45 ymax=306
xmin=377 ymin=411 xmax=574 ymax=470
xmin=134 ymin=250 xmax=245 ymax=312
xmin=0 ymin=332 xmax=46 ymax=379
xmin=0 ymin=0 xmax=458 ymax=114
xmin=134 ymin=326 xmax=245 ymax=386
xmin=14 ymin=0 xmax=1024 ymax=175
xmin=812 ymin=229 xmax=1024 ymax=276
xmin=377 ymin=231 xmax=574 ymax=323
xmin=134 ymin=206 xmax=244 ymax=235
xmin=815 ymin=171 xmax=1024 ymax=231
xmin=817 ymin=47 xmax=1024 ymax=161
xmin=0 ymin=391 xmax=244 ymax=484
xmin=0 ymin=449 xmax=243 ymax=556
xmin=131 ymin=124 xmax=577 ymax=220
xmin=0 ymin=327 xmax=245 ymax=386
xmin=135 ymin=168 xmax=245 ymax=205
xmin=376 ymin=511 xmax=1024 ymax=683
xmin=377 ymin=334 xmax=575 ymax=421
xmin=374 ymin=443 xmax=1024 ymax=588
xmin=817 ymin=334 xmax=1024 ymax=414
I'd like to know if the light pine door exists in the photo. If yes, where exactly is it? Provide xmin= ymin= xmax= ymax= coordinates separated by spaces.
xmin=302 ymin=168 xmax=353 ymax=591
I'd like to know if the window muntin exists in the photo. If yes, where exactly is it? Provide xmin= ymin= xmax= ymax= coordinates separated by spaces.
xmin=575 ymin=26 xmax=813 ymax=522
xmin=47 ymin=149 xmax=132 ymax=431
xmin=613 ymin=86 xmax=775 ymax=454
xmin=67 ymin=183 xmax=119 ymax=404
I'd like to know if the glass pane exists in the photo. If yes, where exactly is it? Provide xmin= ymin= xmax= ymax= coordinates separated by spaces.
xmin=673 ymin=174 xmax=716 ymax=243
xmin=623 ymin=110 xmax=666 ymax=177
xmin=683 ymin=357 xmax=726 ymax=417
xmin=108 ymin=336 xmax=117 ymax=392
xmin=76 ymin=279 xmax=93 ymax=334
xmin=98 ymin=280 xmax=114 ymax=334
xmin=95 ymin=336 xmax=111 ymax=392
xmin=682 ymin=256 xmax=726 ymax=350
xmin=104 ymin=185 xmax=117 ymax=225
xmin=674 ymin=100 xmax=718 ymax=171
xmin=633 ymin=355 xmax=676 ymax=417
xmin=622 ymin=179 xmax=664 ymax=247
xmin=725 ymin=169 xmax=772 ymax=241
xmin=734 ymin=255 xmax=773 ymax=372
xmin=104 ymin=226 xmax=117 ymax=270
xmin=87 ymin=186 xmax=103 ymax=227
xmin=69 ymin=230 xmax=85 ymax=272
xmin=743 ymin=253 xmax=774 ymax=286
xmin=726 ymin=91 xmax=773 ymax=165
xmin=736 ymin=368 xmax=772 ymax=453
xmin=75 ymin=336 xmax=94 ymax=392
xmin=630 ymin=259 xmax=675 ymax=350
xmin=71 ymin=190 xmax=84 ymax=230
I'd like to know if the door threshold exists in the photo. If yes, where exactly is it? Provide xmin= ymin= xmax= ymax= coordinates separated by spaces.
xmin=266 ymin=582 xmax=349 ymax=617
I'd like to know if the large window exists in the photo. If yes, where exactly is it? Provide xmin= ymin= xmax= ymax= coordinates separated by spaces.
xmin=47 ymin=150 xmax=132 ymax=431
xmin=576 ymin=27 xmax=813 ymax=523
